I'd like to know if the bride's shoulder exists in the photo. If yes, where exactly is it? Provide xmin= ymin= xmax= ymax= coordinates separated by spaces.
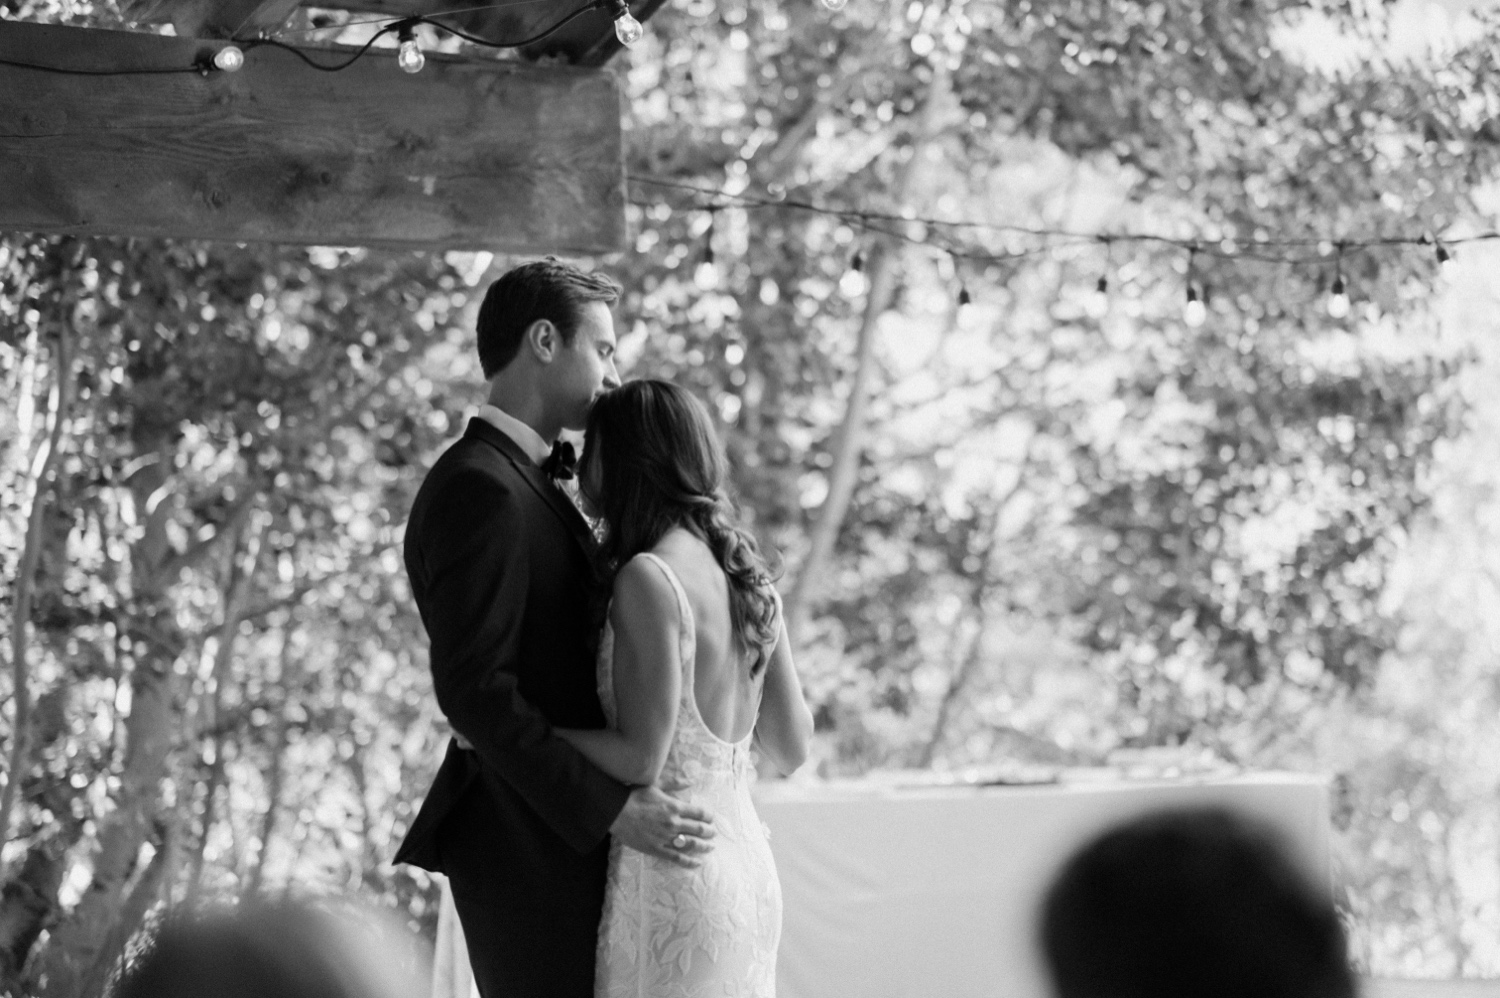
xmin=611 ymin=552 xmax=679 ymax=611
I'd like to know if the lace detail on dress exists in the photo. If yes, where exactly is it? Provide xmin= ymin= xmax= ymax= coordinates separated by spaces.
xmin=595 ymin=553 xmax=781 ymax=998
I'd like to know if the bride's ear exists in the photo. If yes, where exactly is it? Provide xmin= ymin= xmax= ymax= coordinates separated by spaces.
xmin=525 ymin=319 xmax=559 ymax=362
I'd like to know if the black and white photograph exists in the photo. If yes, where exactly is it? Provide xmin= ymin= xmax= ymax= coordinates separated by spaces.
xmin=1 ymin=0 xmax=1498 ymax=995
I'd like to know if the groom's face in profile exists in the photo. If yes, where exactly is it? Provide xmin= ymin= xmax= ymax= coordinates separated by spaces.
xmin=548 ymin=300 xmax=621 ymax=432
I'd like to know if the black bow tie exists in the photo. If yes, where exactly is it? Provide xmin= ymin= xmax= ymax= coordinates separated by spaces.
xmin=541 ymin=440 xmax=577 ymax=480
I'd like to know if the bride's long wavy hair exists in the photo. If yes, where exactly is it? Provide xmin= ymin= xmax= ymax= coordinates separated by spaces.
xmin=582 ymin=379 xmax=780 ymax=676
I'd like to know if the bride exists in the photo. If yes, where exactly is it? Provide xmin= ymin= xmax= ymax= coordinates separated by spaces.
xmin=555 ymin=378 xmax=814 ymax=998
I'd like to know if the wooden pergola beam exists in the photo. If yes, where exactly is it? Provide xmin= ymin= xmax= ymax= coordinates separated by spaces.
xmin=0 ymin=20 xmax=626 ymax=253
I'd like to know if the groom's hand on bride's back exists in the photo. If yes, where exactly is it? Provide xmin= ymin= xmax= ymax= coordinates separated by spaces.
xmin=610 ymin=784 xmax=716 ymax=868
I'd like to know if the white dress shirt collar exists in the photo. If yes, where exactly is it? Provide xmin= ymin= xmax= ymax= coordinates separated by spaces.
xmin=476 ymin=403 xmax=551 ymax=467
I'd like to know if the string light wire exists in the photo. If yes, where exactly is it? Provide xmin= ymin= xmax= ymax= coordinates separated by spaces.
xmin=0 ymin=0 xmax=636 ymax=77
xmin=626 ymin=174 xmax=1500 ymax=265
xmin=269 ymin=0 xmax=558 ymax=36
xmin=626 ymin=176 xmax=1497 ymax=312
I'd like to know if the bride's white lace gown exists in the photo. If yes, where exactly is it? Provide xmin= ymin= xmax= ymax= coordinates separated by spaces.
xmin=594 ymin=553 xmax=782 ymax=998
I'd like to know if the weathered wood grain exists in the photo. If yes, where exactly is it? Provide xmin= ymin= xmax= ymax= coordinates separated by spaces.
xmin=0 ymin=20 xmax=626 ymax=253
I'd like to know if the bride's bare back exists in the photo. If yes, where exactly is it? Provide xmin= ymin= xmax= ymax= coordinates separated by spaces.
xmin=650 ymin=528 xmax=764 ymax=744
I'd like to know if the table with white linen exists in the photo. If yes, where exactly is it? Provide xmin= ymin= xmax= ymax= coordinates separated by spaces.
xmin=756 ymin=770 xmax=1331 ymax=998
xmin=430 ymin=770 xmax=1330 ymax=998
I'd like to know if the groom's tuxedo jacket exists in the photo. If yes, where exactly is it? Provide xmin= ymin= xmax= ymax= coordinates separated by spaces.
xmin=396 ymin=417 xmax=630 ymax=995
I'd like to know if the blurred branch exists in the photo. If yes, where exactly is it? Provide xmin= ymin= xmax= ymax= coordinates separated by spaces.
xmin=0 ymin=322 xmax=73 ymax=869
xmin=158 ymin=490 xmax=257 ymax=580
xmin=753 ymin=56 xmax=866 ymax=188
xmin=785 ymin=59 xmax=955 ymax=645
xmin=916 ymin=478 xmax=1029 ymax=768
xmin=184 ymin=512 xmax=263 ymax=910
xmin=244 ymin=630 xmax=293 ymax=901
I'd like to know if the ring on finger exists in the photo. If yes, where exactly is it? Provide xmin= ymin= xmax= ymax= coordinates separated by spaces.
xmin=671 ymin=833 xmax=687 ymax=849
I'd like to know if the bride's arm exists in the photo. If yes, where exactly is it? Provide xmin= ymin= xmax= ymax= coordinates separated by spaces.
xmin=556 ymin=557 xmax=681 ymax=786
xmin=753 ymin=616 xmax=814 ymax=775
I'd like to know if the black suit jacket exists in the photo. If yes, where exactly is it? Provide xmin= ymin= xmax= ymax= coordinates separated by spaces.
xmin=395 ymin=417 xmax=630 ymax=879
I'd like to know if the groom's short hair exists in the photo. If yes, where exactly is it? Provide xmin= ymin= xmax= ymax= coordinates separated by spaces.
xmin=477 ymin=258 xmax=622 ymax=378
xmin=1040 ymin=807 xmax=1355 ymax=998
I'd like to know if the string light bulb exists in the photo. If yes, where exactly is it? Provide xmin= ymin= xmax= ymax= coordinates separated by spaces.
xmin=1327 ymin=275 xmax=1350 ymax=319
xmin=694 ymin=214 xmax=719 ymax=290
xmin=1436 ymin=241 xmax=1456 ymax=274
xmin=840 ymin=248 xmax=868 ymax=296
xmin=212 ymin=45 xmax=245 ymax=72
xmin=1085 ymin=274 xmax=1109 ymax=319
xmin=1086 ymin=236 xmax=1112 ymax=319
xmin=821 ymin=0 xmax=848 ymax=10
xmin=612 ymin=0 xmax=645 ymax=46
xmin=396 ymin=24 xmax=425 ymax=73
xmin=1184 ymin=285 xmax=1206 ymax=327
xmin=1327 ymin=245 xmax=1350 ymax=318
xmin=1182 ymin=247 xmax=1206 ymax=327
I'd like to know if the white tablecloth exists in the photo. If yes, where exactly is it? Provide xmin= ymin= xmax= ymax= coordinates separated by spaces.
xmin=431 ymin=771 xmax=1330 ymax=998
xmin=758 ymin=771 xmax=1330 ymax=998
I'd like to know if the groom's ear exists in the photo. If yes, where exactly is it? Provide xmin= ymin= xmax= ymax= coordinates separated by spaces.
xmin=525 ymin=319 xmax=559 ymax=362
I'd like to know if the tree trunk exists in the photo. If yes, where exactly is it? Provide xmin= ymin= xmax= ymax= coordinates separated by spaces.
xmin=244 ymin=712 xmax=287 ymax=901
xmin=783 ymin=62 xmax=954 ymax=645
xmin=0 ymin=847 xmax=65 ymax=991
xmin=245 ymin=624 xmax=297 ymax=902
xmin=74 ymin=821 xmax=180 ymax=998
xmin=918 ymin=613 xmax=987 ymax=769
xmin=0 ymin=687 xmax=84 ymax=995
xmin=183 ymin=514 xmax=260 ymax=910
xmin=37 ymin=438 xmax=183 ymax=998
xmin=0 ymin=326 xmax=74 ymax=861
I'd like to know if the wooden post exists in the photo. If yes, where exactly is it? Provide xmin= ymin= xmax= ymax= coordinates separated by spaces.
xmin=0 ymin=20 xmax=625 ymax=253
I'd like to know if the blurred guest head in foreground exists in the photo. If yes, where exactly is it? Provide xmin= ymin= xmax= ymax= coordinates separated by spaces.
xmin=116 ymin=899 xmax=424 ymax=998
xmin=1040 ymin=806 xmax=1355 ymax=998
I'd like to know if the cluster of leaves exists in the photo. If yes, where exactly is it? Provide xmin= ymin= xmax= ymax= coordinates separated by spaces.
xmin=606 ymin=0 xmax=1500 ymax=970
xmin=0 ymin=236 xmax=488 ymax=994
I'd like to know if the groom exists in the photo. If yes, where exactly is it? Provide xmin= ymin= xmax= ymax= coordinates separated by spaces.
xmin=396 ymin=259 xmax=716 ymax=998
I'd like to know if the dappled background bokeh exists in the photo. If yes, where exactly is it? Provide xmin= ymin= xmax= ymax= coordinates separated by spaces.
xmin=2 ymin=0 xmax=1499 ymax=993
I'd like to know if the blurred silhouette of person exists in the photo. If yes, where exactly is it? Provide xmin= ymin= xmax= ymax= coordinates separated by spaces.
xmin=1040 ymin=806 xmax=1356 ymax=998
xmin=115 ymin=899 xmax=425 ymax=998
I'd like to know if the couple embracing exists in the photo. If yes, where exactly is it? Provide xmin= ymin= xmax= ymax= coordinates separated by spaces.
xmin=394 ymin=259 xmax=815 ymax=998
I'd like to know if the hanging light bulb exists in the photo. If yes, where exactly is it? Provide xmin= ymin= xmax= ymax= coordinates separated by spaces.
xmin=1086 ymin=236 xmax=1113 ymax=319
xmin=212 ymin=45 xmax=245 ymax=72
xmin=397 ymin=23 xmax=425 ymax=74
xmin=1332 ymin=268 xmax=1356 ymax=319
xmin=1181 ymin=247 xmax=1206 ymax=327
xmin=612 ymin=0 xmax=645 ymax=46
xmin=821 ymin=0 xmax=848 ymax=10
xmin=1085 ymin=274 xmax=1109 ymax=319
xmin=695 ymin=217 xmax=718 ymax=290
xmin=1184 ymin=285 xmax=1206 ymax=328
xmin=1327 ymin=274 xmax=1350 ymax=319
xmin=1326 ymin=243 xmax=1351 ymax=319
xmin=839 ymin=246 xmax=867 ymax=296
xmin=1436 ymin=241 xmax=1457 ymax=274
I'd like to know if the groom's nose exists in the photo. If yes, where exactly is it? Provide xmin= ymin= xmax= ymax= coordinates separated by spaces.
xmin=603 ymin=360 xmax=621 ymax=389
